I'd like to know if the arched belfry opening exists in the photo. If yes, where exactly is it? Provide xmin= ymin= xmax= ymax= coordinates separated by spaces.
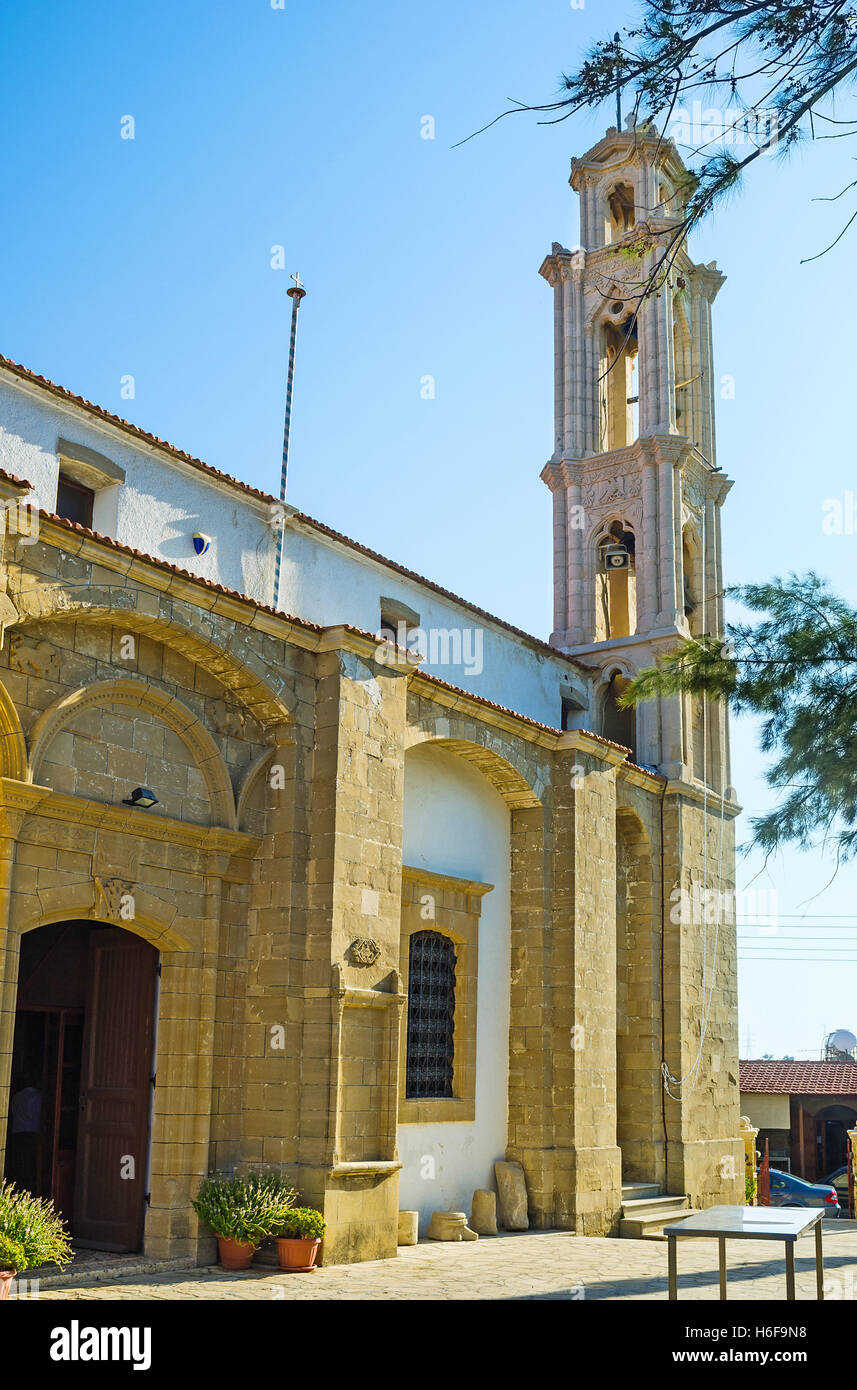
xmin=604 ymin=182 xmax=636 ymax=244
xmin=596 ymin=521 xmax=637 ymax=641
xmin=682 ymin=524 xmax=703 ymax=637
xmin=4 ymin=921 xmax=158 ymax=1252
xmin=601 ymin=668 xmax=636 ymax=759
xmin=600 ymin=313 xmax=639 ymax=451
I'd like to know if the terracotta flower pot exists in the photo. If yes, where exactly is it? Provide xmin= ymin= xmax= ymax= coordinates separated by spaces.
xmin=0 ymin=1270 xmax=15 ymax=1300
xmin=276 ymin=1237 xmax=321 ymax=1272
xmin=217 ymin=1237 xmax=255 ymax=1270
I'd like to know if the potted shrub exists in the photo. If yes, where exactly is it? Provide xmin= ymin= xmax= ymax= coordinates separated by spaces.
xmin=274 ymin=1206 xmax=326 ymax=1271
xmin=0 ymin=1180 xmax=73 ymax=1298
xmin=192 ymin=1170 xmax=296 ymax=1270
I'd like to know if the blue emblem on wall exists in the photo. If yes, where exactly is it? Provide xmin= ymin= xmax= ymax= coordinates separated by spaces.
xmin=193 ymin=533 xmax=211 ymax=556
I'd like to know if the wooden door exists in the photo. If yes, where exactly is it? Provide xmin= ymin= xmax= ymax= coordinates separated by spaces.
xmin=73 ymin=929 xmax=158 ymax=1251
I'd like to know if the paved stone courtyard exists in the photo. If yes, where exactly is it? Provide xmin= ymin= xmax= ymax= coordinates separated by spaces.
xmin=23 ymin=1223 xmax=857 ymax=1301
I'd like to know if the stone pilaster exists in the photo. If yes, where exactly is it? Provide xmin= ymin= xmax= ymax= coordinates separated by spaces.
xmin=293 ymin=634 xmax=409 ymax=1264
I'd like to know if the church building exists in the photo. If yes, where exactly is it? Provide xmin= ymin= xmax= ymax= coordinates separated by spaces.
xmin=0 ymin=124 xmax=743 ymax=1265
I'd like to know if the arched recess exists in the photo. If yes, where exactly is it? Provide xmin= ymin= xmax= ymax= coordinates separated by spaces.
xmin=599 ymin=664 xmax=637 ymax=760
xmin=405 ymin=730 xmax=543 ymax=810
xmin=615 ymin=806 xmax=662 ymax=1184
xmin=594 ymin=520 xmax=637 ymax=641
xmin=399 ymin=738 xmax=512 ymax=1227
xmin=236 ymin=742 xmax=299 ymax=834
xmin=11 ymin=591 xmax=294 ymax=730
xmin=28 ymin=678 xmax=237 ymax=829
xmin=0 ymin=676 xmax=27 ymax=780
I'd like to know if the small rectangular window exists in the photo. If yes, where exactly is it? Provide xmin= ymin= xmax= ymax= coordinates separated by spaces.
xmin=56 ymin=474 xmax=95 ymax=529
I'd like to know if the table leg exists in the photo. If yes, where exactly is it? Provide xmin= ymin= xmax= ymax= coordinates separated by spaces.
xmin=719 ymin=1236 xmax=727 ymax=1300
xmin=815 ymin=1219 xmax=824 ymax=1301
xmin=668 ymin=1235 xmax=677 ymax=1300
xmin=785 ymin=1241 xmax=796 ymax=1301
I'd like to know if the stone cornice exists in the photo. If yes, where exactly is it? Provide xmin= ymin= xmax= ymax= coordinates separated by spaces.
xmin=664 ymin=778 xmax=742 ymax=818
xmin=316 ymin=625 xmax=417 ymax=672
xmin=0 ymin=778 xmax=262 ymax=855
xmin=401 ymin=864 xmax=494 ymax=898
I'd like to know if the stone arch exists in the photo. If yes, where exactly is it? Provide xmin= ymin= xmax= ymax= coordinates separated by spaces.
xmin=615 ymin=805 xmax=662 ymax=1184
xmin=405 ymin=726 xmax=543 ymax=809
xmin=11 ymin=586 xmax=294 ymax=729
xmin=28 ymin=678 xmax=237 ymax=828
xmin=11 ymin=883 xmax=190 ymax=954
xmin=0 ymin=675 xmax=27 ymax=780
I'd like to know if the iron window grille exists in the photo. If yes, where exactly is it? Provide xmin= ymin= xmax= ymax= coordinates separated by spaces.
xmin=405 ymin=930 xmax=457 ymax=1099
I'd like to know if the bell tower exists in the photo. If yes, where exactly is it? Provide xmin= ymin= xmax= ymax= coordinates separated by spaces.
xmin=541 ymin=121 xmax=732 ymax=786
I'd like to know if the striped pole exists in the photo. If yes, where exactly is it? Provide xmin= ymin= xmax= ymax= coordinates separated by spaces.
xmin=273 ymin=272 xmax=306 ymax=609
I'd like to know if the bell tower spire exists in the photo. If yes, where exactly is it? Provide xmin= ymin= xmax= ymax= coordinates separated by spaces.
xmin=540 ymin=121 xmax=732 ymax=787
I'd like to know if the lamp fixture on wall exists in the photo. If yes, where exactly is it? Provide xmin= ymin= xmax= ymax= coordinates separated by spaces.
xmin=122 ymin=786 xmax=159 ymax=809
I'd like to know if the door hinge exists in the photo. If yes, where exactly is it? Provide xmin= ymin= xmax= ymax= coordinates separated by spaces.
xmin=144 ymin=1192 xmax=151 ymax=1207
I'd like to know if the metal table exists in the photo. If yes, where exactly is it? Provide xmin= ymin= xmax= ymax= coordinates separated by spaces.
xmin=665 ymin=1205 xmax=825 ymax=1301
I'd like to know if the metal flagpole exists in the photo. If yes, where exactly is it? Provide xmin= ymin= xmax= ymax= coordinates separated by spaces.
xmin=273 ymin=271 xmax=307 ymax=610
xmin=614 ymin=32 xmax=622 ymax=129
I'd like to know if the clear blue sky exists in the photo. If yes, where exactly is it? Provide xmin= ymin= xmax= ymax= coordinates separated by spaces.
xmin=2 ymin=0 xmax=855 ymax=1059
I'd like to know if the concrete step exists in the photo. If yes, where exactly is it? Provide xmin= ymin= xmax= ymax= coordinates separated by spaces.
xmin=621 ymin=1182 xmax=662 ymax=1201
xmin=621 ymin=1193 xmax=689 ymax=1212
xmin=620 ymin=1200 xmax=696 ymax=1241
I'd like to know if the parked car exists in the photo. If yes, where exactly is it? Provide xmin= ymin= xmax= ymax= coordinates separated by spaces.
xmin=824 ymin=1167 xmax=853 ymax=1214
xmin=765 ymin=1168 xmax=841 ymax=1218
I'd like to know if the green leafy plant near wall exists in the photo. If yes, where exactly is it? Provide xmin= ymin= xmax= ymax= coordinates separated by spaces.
xmin=0 ymin=1181 xmax=73 ymax=1272
xmin=274 ymin=1206 xmax=326 ymax=1241
xmin=192 ymin=1171 xmax=297 ymax=1247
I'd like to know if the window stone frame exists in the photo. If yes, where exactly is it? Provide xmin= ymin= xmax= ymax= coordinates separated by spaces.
xmin=398 ymin=865 xmax=492 ymax=1125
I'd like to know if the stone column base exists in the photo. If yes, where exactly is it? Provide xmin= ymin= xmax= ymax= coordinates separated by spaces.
xmin=293 ymin=1162 xmax=401 ymax=1265
xmin=667 ymin=1136 xmax=745 ymax=1208
xmin=515 ymin=1144 xmax=622 ymax=1236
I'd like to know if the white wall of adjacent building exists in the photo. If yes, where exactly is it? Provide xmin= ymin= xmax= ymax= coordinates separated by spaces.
xmin=398 ymin=743 xmax=511 ymax=1235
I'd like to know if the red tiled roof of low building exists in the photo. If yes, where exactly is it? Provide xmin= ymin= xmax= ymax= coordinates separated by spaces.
xmin=740 ymin=1060 xmax=857 ymax=1095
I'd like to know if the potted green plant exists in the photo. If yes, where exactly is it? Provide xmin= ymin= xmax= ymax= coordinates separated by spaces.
xmin=274 ymin=1206 xmax=326 ymax=1271
xmin=192 ymin=1170 xmax=296 ymax=1270
xmin=0 ymin=1180 xmax=73 ymax=1298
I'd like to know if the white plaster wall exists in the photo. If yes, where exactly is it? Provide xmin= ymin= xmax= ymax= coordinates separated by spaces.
xmin=398 ymin=744 xmax=511 ymax=1234
xmin=0 ymin=378 xmax=275 ymax=601
xmin=279 ymin=524 xmax=589 ymax=727
xmin=0 ymin=373 xmax=593 ymax=732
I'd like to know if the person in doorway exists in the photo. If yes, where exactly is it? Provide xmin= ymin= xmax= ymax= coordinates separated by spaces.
xmin=6 ymin=1069 xmax=42 ymax=1193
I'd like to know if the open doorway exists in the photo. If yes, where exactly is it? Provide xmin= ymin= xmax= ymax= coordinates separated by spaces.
xmin=4 ymin=921 xmax=158 ymax=1252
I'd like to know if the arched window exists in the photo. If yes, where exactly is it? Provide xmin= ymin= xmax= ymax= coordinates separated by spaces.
xmin=405 ymin=931 xmax=457 ymax=1099
xmin=602 ymin=669 xmax=636 ymax=759
xmin=596 ymin=521 xmax=637 ymax=640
